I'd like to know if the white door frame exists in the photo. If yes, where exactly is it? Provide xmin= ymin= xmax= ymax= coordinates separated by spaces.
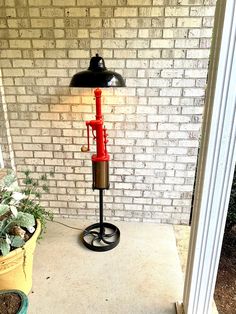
xmin=0 ymin=70 xmax=15 ymax=171
xmin=180 ymin=0 xmax=236 ymax=313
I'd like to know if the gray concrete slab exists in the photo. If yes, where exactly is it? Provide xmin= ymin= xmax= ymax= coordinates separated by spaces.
xmin=28 ymin=219 xmax=183 ymax=314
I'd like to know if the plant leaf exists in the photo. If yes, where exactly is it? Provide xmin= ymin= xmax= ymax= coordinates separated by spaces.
xmin=0 ymin=204 xmax=9 ymax=216
xmin=12 ymin=191 xmax=25 ymax=202
xmin=12 ymin=212 xmax=35 ymax=228
xmin=2 ymin=171 xmax=16 ymax=188
xmin=24 ymin=170 xmax=30 ymax=177
xmin=6 ymin=234 xmax=11 ymax=245
xmin=10 ymin=205 xmax=18 ymax=217
xmin=0 ymin=220 xmax=3 ymax=231
xmin=0 ymin=238 xmax=10 ymax=256
xmin=0 ymin=219 xmax=8 ymax=234
xmin=11 ymin=235 xmax=25 ymax=248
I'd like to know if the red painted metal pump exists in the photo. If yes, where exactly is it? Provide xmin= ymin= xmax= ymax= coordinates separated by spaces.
xmin=70 ymin=54 xmax=125 ymax=251
xmin=81 ymin=88 xmax=110 ymax=190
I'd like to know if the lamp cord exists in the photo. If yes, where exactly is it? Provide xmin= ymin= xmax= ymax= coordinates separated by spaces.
xmin=46 ymin=218 xmax=83 ymax=231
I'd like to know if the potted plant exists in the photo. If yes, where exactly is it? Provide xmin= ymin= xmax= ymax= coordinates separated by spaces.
xmin=0 ymin=170 xmax=53 ymax=294
xmin=0 ymin=289 xmax=28 ymax=314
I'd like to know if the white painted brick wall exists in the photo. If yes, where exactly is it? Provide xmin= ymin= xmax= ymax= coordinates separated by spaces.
xmin=0 ymin=0 xmax=217 ymax=224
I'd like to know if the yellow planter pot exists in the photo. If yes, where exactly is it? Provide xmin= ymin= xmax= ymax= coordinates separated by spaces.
xmin=0 ymin=220 xmax=41 ymax=295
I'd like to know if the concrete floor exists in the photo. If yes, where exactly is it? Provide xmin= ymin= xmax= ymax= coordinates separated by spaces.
xmin=28 ymin=219 xmax=184 ymax=314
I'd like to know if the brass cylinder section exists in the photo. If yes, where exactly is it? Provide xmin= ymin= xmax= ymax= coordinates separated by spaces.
xmin=92 ymin=161 xmax=109 ymax=190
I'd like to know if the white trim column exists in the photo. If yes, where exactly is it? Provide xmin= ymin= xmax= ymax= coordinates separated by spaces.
xmin=0 ymin=69 xmax=16 ymax=171
xmin=0 ymin=145 xmax=4 ymax=168
xmin=182 ymin=0 xmax=236 ymax=313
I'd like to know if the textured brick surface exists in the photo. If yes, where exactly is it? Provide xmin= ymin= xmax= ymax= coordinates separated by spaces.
xmin=0 ymin=0 xmax=217 ymax=224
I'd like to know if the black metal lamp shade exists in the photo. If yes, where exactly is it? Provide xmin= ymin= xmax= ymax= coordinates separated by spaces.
xmin=69 ymin=54 xmax=126 ymax=88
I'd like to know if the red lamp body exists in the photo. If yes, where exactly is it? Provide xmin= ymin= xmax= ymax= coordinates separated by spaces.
xmin=84 ymin=88 xmax=110 ymax=190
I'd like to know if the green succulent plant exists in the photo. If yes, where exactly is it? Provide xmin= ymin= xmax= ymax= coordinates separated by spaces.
xmin=0 ymin=170 xmax=53 ymax=256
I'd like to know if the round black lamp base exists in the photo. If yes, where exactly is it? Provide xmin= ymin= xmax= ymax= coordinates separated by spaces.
xmin=81 ymin=222 xmax=120 ymax=252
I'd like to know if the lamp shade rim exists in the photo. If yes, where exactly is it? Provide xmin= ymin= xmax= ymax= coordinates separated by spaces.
xmin=69 ymin=69 xmax=126 ymax=88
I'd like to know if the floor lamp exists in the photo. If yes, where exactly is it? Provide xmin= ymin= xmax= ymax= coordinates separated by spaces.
xmin=70 ymin=54 xmax=125 ymax=252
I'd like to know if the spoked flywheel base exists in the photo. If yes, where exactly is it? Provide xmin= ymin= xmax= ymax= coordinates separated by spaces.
xmin=82 ymin=222 xmax=120 ymax=252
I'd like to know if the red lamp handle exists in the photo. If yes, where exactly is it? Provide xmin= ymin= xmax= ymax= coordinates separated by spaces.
xmin=81 ymin=123 xmax=90 ymax=152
